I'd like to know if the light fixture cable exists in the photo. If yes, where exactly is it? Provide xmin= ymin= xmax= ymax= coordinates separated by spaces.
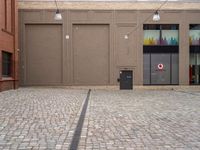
xmin=125 ymin=0 xmax=168 ymax=37
xmin=55 ymin=0 xmax=58 ymax=10
xmin=54 ymin=0 xmax=62 ymax=20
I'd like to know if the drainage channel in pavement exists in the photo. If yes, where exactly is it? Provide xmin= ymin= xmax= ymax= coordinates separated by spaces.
xmin=69 ymin=89 xmax=91 ymax=150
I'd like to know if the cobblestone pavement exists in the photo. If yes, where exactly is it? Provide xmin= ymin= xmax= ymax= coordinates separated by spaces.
xmin=84 ymin=90 xmax=200 ymax=150
xmin=0 ymin=88 xmax=87 ymax=150
xmin=0 ymin=88 xmax=200 ymax=150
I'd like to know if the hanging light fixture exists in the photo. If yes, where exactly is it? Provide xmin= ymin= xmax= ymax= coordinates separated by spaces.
xmin=54 ymin=0 xmax=62 ymax=21
xmin=153 ymin=11 xmax=160 ymax=21
xmin=54 ymin=9 xmax=62 ymax=20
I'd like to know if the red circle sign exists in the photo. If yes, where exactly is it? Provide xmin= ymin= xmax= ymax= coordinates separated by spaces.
xmin=158 ymin=64 xmax=164 ymax=70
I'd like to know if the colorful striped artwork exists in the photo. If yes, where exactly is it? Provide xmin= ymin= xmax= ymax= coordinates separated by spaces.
xmin=144 ymin=30 xmax=179 ymax=46
xmin=161 ymin=30 xmax=179 ymax=45
xmin=144 ymin=38 xmax=160 ymax=45
xmin=144 ymin=30 xmax=160 ymax=45
xmin=160 ymin=37 xmax=178 ymax=45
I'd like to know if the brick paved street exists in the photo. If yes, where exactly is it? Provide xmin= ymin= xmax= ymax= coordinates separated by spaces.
xmin=85 ymin=90 xmax=200 ymax=150
xmin=0 ymin=88 xmax=200 ymax=150
xmin=0 ymin=88 xmax=87 ymax=150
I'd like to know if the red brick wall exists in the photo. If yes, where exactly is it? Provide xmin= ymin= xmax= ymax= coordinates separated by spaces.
xmin=0 ymin=0 xmax=18 ymax=91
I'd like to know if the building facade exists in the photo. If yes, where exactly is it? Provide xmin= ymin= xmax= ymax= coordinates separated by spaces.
xmin=0 ymin=0 xmax=19 ymax=91
xmin=18 ymin=1 xmax=200 ymax=86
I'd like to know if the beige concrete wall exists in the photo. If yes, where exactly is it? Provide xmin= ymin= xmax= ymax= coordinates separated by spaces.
xmin=19 ymin=9 xmax=200 ymax=86
xmin=18 ymin=1 xmax=200 ymax=10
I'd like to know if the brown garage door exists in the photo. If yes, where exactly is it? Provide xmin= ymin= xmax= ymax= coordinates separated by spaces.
xmin=25 ymin=24 xmax=62 ymax=85
xmin=73 ymin=24 xmax=109 ymax=85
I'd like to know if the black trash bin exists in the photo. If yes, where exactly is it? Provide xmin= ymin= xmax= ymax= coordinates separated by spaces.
xmin=118 ymin=70 xmax=133 ymax=90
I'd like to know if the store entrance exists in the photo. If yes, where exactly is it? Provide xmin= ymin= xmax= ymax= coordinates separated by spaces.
xmin=190 ymin=53 xmax=200 ymax=85
xmin=189 ymin=24 xmax=200 ymax=85
xmin=143 ymin=24 xmax=179 ymax=85
xmin=144 ymin=53 xmax=179 ymax=85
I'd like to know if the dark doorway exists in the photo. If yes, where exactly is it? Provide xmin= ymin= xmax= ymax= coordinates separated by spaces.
xmin=119 ymin=70 xmax=133 ymax=90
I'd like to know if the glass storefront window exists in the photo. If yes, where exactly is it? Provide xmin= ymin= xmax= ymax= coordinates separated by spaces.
xmin=144 ymin=53 xmax=179 ymax=85
xmin=190 ymin=53 xmax=196 ymax=65
xmin=197 ymin=54 xmax=200 ymax=84
xmin=150 ymin=53 xmax=171 ymax=84
xmin=189 ymin=53 xmax=200 ymax=84
xmin=189 ymin=24 xmax=200 ymax=46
